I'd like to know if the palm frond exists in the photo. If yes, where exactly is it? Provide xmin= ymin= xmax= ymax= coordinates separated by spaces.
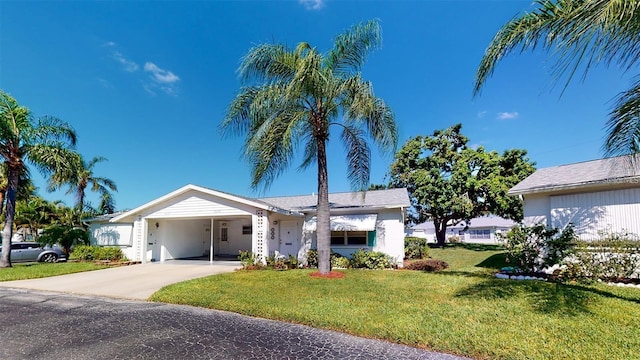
xmin=475 ymin=0 xmax=640 ymax=95
xmin=325 ymin=19 xmax=382 ymax=76
xmin=238 ymin=43 xmax=300 ymax=84
xmin=340 ymin=125 xmax=371 ymax=191
xmin=604 ymin=77 xmax=640 ymax=156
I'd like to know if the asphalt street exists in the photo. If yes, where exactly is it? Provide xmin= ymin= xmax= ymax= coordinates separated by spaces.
xmin=0 ymin=288 xmax=469 ymax=360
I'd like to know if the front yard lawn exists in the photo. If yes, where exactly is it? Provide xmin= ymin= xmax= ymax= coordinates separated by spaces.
xmin=0 ymin=262 xmax=109 ymax=281
xmin=150 ymin=245 xmax=640 ymax=360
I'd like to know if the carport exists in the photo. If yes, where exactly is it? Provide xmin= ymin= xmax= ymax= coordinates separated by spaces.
xmin=96 ymin=185 xmax=302 ymax=264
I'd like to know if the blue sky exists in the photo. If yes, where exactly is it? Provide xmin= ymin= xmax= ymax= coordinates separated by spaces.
xmin=0 ymin=0 xmax=632 ymax=210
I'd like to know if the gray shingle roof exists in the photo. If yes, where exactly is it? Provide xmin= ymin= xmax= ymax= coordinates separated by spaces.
xmin=259 ymin=188 xmax=411 ymax=212
xmin=509 ymin=155 xmax=640 ymax=195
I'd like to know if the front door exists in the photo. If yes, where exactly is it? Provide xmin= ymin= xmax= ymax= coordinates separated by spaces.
xmin=218 ymin=225 xmax=229 ymax=254
xmin=147 ymin=225 xmax=159 ymax=262
xmin=279 ymin=221 xmax=299 ymax=257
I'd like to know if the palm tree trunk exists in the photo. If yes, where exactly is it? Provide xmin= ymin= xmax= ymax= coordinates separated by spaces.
xmin=316 ymin=139 xmax=331 ymax=274
xmin=0 ymin=190 xmax=5 ymax=218
xmin=0 ymin=169 xmax=19 ymax=267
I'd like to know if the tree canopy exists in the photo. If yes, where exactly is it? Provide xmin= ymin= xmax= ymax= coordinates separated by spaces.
xmin=474 ymin=0 xmax=640 ymax=157
xmin=221 ymin=20 xmax=397 ymax=273
xmin=389 ymin=124 xmax=535 ymax=247
xmin=0 ymin=90 xmax=79 ymax=267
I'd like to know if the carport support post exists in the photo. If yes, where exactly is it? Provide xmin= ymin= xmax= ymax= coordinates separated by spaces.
xmin=209 ymin=218 xmax=214 ymax=263
xmin=141 ymin=218 xmax=148 ymax=264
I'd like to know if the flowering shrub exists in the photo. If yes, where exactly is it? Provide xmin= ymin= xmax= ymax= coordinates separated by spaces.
xmin=500 ymin=224 xmax=576 ymax=273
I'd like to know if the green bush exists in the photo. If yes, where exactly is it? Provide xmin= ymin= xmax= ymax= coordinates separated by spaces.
xmin=404 ymin=237 xmax=430 ymax=260
xmin=70 ymin=245 xmax=124 ymax=261
xmin=332 ymin=256 xmax=351 ymax=269
xmin=306 ymin=249 xmax=343 ymax=268
xmin=71 ymin=245 xmax=95 ymax=261
xmin=239 ymin=250 xmax=259 ymax=268
xmin=559 ymin=239 xmax=640 ymax=283
xmin=350 ymin=249 xmax=394 ymax=269
xmin=405 ymin=259 xmax=449 ymax=272
xmin=501 ymin=224 xmax=576 ymax=272
xmin=93 ymin=247 xmax=124 ymax=261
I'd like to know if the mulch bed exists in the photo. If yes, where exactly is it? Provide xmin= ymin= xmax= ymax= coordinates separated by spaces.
xmin=309 ymin=271 xmax=345 ymax=279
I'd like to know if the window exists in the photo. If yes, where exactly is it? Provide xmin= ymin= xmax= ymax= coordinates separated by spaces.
xmin=242 ymin=225 xmax=252 ymax=235
xmin=469 ymin=229 xmax=491 ymax=239
xmin=221 ymin=227 xmax=228 ymax=242
xmin=330 ymin=231 xmax=367 ymax=245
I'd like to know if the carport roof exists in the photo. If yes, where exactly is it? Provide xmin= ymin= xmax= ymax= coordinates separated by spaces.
xmin=109 ymin=184 xmax=301 ymax=222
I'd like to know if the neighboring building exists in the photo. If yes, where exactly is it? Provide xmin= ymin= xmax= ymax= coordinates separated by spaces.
xmin=509 ymin=155 xmax=640 ymax=240
xmin=86 ymin=184 xmax=410 ymax=266
xmin=406 ymin=216 xmax=516 ymax=244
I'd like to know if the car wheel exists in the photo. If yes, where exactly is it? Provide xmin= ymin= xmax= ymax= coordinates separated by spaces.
xmin=41 ymin=253 xmax=58 ymax=263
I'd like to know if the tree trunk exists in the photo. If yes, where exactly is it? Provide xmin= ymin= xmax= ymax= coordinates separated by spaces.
xmin=316 ymin=139 xmax=331 ymax=274
xmin=0 ymin=190 xmax=5 ymax=218
xmin=434 ymin=220 xmax=447 ymax=248
xmin=0 ymin=169 xmax=19 ymax=267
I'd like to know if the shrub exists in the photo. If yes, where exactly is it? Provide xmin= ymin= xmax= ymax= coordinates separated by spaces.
xmin=405 ymin=259 xmax=449 ymax=272
xmin=71 ymin=245 xmax=95 ymax=261
xmin=350 ymin=249 xmax=394 ymax=269
xmin=70 ymin=245 xmax=124 ymax=261
xmin=332 ymin=256 xmax=351 ymax=269
xmin=239 ymin=250 xmax=259 ymax=268
xmin=559 ymin=238 xmax=640 ymax=283
xmin=287 ymin=254 xmax=299 ymax=269
xmin=93 ymin=247 xmax=124 ymax=261
xmin=404 ymin=237 xmax=430 ymax=260
xmin=501 ymin=224 xmax=576 ymax=272
xmin=306 ymin=250 xmax=342 ymax=268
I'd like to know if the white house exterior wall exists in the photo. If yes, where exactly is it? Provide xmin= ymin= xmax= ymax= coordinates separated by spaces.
xmin=89 ymin=223 xmax=135 ymax=260
xmin=522 ymin=194 xmax=551 ymax=226
xmin=549 ymin=188 xmax=640 ymax=240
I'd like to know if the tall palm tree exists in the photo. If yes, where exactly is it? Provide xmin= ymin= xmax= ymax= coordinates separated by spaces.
xmin=474 ymin=0 xmax=640 ymax=156
xmin=0 ymin=90 xmax=78 ymax=267
xmin=221 ymin=20 xmax=398 ymax=274
xmin=48 ymin=155 xmax=117 ymax=212
xmin=0 ymin=163 xmax=35 ymax=218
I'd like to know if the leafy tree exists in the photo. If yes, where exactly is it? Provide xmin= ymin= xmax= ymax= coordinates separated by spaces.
xmin=0 ymin=164 xmax=36 ymax=218
xmin=0 ymin=90 xmax=78 ymax=267
xmin=389 ymin=124 xmax=535 ymax=247
xmin=14 ymin=196 xmax=61 ymax=240
xmin=221 ymin=19 xmax=397 ymax=274
xmin=474 ymin=0 xmax=640 ymax=156
xmin=37 ymin=224 xmax=89 ymax=256
xmin=48 ymin=155 xmax=117 ymax=212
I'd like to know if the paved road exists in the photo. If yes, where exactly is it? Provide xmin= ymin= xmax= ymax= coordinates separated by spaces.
xmin=0 ymin=288 xmax=469 ymax=360
xmin=0 ymin=260 xmax=239 ymax=300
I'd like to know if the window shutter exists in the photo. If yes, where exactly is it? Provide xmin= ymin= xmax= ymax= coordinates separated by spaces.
xmin=367 ymin=231 xmax=376 ymax=246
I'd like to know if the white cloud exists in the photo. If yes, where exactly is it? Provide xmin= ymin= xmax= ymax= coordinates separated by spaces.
xmin=113 ymin=51 xmax=139 ymax=72
xmin=143 ymin=62 xmax=180 ymax=96
xmin=299 ymin=0 xmax=324 ymax=10
xmin=144 ymin=62 xmax=180 ymax=84
xmin=497 ymin=111 xmax=519 ymax=120
xmin=103 ymin=41 xmax=116 ymax=47
xmin=477 ymin=111 xmax=487 ymax=118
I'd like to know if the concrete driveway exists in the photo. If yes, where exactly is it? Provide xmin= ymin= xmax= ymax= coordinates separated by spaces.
xmin=0 ymin=260 xmax=239 ymax=300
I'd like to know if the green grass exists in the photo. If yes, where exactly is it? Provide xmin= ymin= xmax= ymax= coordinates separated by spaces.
xmin=0 ymin=261 xmax=109 ymax=281
xmin=150 ymin=244 xmax=640 ymax=360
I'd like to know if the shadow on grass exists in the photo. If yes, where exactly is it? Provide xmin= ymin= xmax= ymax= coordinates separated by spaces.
xmin=455 ymin=277 xmax=640 ymax=316
xmin=475 ymin=253 xmax=508 ymax=270
xmin=455 ymin=278 xmax=596 ymax=315
xmin=430 ymin=243 xmax=505 ymax=251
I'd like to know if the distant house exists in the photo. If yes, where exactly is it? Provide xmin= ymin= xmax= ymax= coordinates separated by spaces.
xmin=86 ymin=184 xmax=410 ymax=266
xmin=509 ymin=155 xmax=640 ymax=240
xmin=406 ymin=216 xmax=516 ymax=244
